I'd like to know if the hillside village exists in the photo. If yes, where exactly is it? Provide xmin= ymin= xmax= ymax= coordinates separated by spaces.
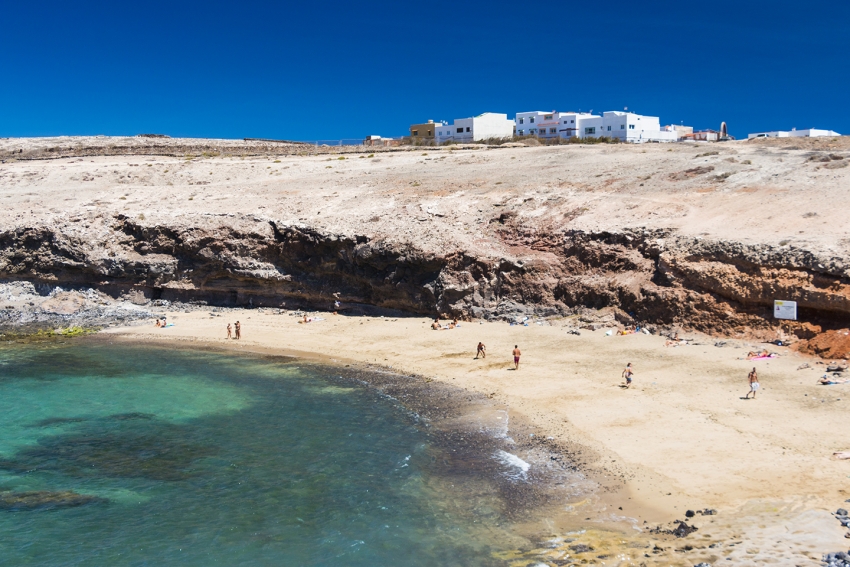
xmin=372 ymin=109 xmax=842 ymax=146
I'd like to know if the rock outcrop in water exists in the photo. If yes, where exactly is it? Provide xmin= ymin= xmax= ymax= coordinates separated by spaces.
xmin=0 ymin=490 xmax=105 ymax=511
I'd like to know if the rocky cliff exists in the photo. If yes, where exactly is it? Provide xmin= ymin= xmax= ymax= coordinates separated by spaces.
xmin=2 ymin=212 xmax=848 ymax=339
xmin=2 ymin=136 xmax=849 ymax=340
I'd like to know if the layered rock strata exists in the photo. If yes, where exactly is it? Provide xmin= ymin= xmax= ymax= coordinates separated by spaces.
xmin=2 ymin=214 xmax=848 ymax=337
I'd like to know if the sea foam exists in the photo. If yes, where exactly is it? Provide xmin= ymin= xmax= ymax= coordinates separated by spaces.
xmin=495 ymin=450 xmax=531 ymax=481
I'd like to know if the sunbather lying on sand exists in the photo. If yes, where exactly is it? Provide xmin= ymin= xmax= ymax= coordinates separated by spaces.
xmin=299 ymin=315 xmax=313 ymax=324
xmin=818 ymin=376 xmax=850 ymax=385
xmin=748 ymin=350 xmax=771 ymax=358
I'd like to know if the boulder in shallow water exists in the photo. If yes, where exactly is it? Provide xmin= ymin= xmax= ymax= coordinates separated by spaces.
xmin=0 ymin=490 xmax=105 ymax=511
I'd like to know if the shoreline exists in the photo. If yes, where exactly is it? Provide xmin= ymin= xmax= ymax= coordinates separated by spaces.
xmin=97 ymin=308 xmax=850 ymax=565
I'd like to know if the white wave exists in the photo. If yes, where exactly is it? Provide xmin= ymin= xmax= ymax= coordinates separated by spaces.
xmin=495 ymin=449 xmax=530 ymax=481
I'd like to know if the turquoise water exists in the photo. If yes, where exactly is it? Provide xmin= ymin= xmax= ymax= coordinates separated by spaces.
xmin=0 ymin=342 xmax=522 ymax=566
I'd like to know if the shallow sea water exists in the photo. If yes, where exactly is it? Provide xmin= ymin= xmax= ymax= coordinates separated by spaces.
xmin=0 ymin=342 xmax=526 ymax=566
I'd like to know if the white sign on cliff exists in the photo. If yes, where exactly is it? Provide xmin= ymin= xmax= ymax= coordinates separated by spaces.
xmin=774 ymin=300 xmax=797 ymax=320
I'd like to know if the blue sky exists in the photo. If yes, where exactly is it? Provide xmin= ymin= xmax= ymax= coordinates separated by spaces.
xmin=1 ymin=0 xmax=847 ymax=140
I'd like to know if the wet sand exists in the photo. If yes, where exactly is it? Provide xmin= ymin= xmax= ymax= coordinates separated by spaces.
xmin=102 ymin=309 xmax=850 ymax=565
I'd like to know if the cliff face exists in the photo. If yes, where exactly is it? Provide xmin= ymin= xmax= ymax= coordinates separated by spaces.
xmin=2 ymin=213 xmax=848 ymax=338
xmin=2 ymin=136 xmax=850 ymax=337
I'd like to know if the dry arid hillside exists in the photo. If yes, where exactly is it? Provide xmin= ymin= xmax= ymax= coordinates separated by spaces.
xmin=1 ymin=135 xmax=849 ymax=343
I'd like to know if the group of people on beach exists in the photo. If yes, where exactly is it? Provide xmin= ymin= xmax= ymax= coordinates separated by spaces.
xmin=473 ymin=342 xmax=521 ymax=369
xmin=432 ymin=318 xmax=460 ymax=330
xmin=225 ymin=321 xmax=241 ymax=340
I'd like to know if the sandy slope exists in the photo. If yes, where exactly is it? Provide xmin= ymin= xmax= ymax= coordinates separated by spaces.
xmin=1 ymin=136 xmax=849 ymax=260
xmin=105 ymin=310 xmax=850 ymax=565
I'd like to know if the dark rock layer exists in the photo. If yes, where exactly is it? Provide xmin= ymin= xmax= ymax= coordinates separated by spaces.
xmin=1 ymin=214 xmax=849 ymax=336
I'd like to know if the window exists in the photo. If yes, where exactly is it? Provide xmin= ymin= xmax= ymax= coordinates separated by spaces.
xmin=544 ymin=114 xmax=553 ymax=120
xmin=466 ymin=127 xmax=471 ymax=132
xmin=629 ymin=124 xmax=635 ymax=130
xmin=620 ymin=124 xmax=625 ymax=130
xmin=519 ymin=118 xmax=524 ymax=124
xmin=585 ymin=127 xmax=596 ymax=135
xmin=571 ymin=119 xmax=574 ymax=123
xmin=530 ymin=128 xmax=536 ymax=134
xmin=549 ymin=127 xmax=557 ymax=134
xmin=517 ymin=130 xmax=524 ymax=135
xmin=607 ymin=126 xmax=611 ymax=131
xmin=529 ymin=117 xmax=535 ymax=123
xmin=457 ymin=128 xmax=463 ymax=134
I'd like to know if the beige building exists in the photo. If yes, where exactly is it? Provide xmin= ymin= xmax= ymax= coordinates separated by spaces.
xmin=409 ymin=120 xmax=438 ymax=139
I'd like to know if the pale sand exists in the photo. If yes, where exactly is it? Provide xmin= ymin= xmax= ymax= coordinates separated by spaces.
xmin=105 ymin=310 xmax=850 ymax=565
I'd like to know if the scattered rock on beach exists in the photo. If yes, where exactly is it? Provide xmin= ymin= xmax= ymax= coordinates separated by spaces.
xmin=823 ymin=550 xmax=850 ymax=566
xmin=649 ymin=520 xmax=698 ymax=538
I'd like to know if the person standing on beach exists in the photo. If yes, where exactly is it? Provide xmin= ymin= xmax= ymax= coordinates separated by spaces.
xmin=226 ymin=323 xmax=232 ymax=339
xmin=235 ymin=321 xmax=241 ymax=340
xmin=512 ymin=345 xmax=521 ymax=369
xmin=476 ymin=342 xmax=486 ymax=359
xmin=622 ymin=362 xmax=634 ymax=389
xmin=745 ymin=367 xmax=759 ymax=399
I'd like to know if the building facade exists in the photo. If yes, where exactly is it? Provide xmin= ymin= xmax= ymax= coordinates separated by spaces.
xmin=435 ymin=113 xmax=515 ymax=142
xmin=363 ymin=135 xmax=400 ymax=147
xmin=748 ymin=128 xmax=841 ymax=139
xmin=514 ymin=110 xmax=676 ymax=142
xmin=590 ymin=111 xmax=677 ymax=142
xmin=409 ymin=120 xmax=441 ymax=139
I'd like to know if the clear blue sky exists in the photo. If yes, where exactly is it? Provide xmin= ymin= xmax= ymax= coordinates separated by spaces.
xmin=1 ymin=0 xmax=847 ymax=140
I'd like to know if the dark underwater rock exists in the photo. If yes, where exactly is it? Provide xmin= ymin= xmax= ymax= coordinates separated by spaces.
xmin=0 ymin=490 xmax=105 ymax=511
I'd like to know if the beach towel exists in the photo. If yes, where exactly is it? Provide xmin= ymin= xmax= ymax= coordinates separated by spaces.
xmin=748 ymin=354 xmax=776 ymax=360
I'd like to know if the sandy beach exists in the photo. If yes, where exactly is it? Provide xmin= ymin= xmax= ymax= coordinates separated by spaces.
xmin=104 ymin=309 xmax=850 ymax=565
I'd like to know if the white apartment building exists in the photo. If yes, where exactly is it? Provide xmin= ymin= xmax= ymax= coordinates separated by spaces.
xmin=435 ymin=112 xmax=515 ymax=142
xmin=515 ymin=110 xmax=676 ymax=142
xmin=559 ymin=113 xmax=600 ymax=139
xmin=748 ymin=128 xmax=841 ymax=139
xmin=515 ymin=111 xmax=598 ymax=139
xmin=588 ymin=111 xmax=677 ymax=142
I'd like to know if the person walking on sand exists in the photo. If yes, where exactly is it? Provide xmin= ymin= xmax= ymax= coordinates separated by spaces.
xmin=235 ymin=321 xmax=241 ymax=340
xmin=622 ymin=362 xmax=634 ymax=389
xmin=512 ymin=345 xmax=521 ymax=369
xmin=476 ymin=342 xmax=486 ymax=359
xmin=226 ymin=323 xmax=232 ymax=339
xmin=745 ymin=367 xmax=759 ymax=399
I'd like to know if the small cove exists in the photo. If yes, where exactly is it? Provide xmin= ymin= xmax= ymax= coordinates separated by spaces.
xmin=0 ymin=341 xmax=583 ymax=566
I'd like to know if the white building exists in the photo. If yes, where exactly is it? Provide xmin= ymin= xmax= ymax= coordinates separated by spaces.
xmin=515 ymin=111 xmax=598 ymax=139
xmin=435 ymin=112 xmax=515 ymax=143
xmin=515 ymin=110 xmax=676 ymax=142
xmin=748 ymin=128 xmax=841 ymax=139
xmin=589 ymin=111 xmax=677 ymax=142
